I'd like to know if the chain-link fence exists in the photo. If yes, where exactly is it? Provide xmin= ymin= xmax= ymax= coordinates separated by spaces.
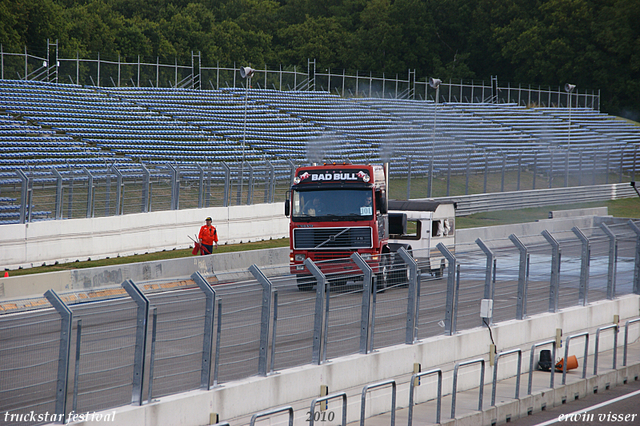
xmin=0 ymin=44 xmax=599 ymax=107
xmin=1 ymin=220 xmax=639 ymax=424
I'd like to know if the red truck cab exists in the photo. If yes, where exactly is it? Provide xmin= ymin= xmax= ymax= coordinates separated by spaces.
xmin=284 ymin=163 xmax=389 ymax=290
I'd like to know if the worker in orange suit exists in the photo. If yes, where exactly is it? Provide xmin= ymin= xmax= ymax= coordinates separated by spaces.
xmin=198 ymin=217 xmax=218 ymax=255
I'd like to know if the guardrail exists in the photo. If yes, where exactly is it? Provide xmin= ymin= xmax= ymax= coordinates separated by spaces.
xmin=435 ymin=182 xmax=637 ymax=216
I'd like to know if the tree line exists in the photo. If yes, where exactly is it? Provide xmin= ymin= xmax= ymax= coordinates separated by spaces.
xmin=1 ymin=0 xmax=638 ymax=118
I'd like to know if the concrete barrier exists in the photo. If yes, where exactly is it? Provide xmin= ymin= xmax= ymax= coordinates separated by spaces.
xmin=0 ymin=247 xmax=289 ymax=299
xmin=0 ymin=202 xmax=289 ymax=270
xmin=455 ymin=214 xmax=611 ymax=246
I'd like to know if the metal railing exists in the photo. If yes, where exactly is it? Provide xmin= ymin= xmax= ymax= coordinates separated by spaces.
xmin=309 ymin=392 xmax=347 ymax=426
xmin=1 ymin=221 xmax=640 ymax=423
xmin=491 ymin=349 xmax=522 ymax=406
xmin=360 ymin=380 xmax=396 ymax=426
xmin=1 ymin=43 xmax=600 ymax=108
xmin=594 ymin=324 xmax=618 ymax=375
xmin=451 ymin=358 xmax=485 ymax=418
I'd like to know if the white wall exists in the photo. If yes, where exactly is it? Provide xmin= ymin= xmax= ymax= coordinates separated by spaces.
xmin=0 ymin=203 xmax=289 ymax=270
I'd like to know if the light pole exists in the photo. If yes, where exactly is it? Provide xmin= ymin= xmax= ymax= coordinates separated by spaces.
xmin=564 ymin=83 xmax=575 ymax=187
xmin=238 ymin=66 xmax=254 ymax=204
xmin=428 ymin=78 xmax=441 ymax=198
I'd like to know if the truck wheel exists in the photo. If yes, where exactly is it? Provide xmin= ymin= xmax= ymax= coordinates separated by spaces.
xmin=297 ymin=275 xmax=315 ymax=291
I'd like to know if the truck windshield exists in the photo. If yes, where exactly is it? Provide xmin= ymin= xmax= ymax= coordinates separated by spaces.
xmin=292 ymin=188 xmax=374 ymax=221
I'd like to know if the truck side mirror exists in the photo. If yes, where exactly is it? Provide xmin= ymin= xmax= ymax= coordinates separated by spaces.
xmin=377 ymin=193 xmax=387 ymax=214
xmin=284 ymin=199 xmax=290 ymax=217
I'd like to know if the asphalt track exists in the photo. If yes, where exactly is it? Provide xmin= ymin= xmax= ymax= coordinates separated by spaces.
xmin=510 ymin=376 xmax=640 ymax=426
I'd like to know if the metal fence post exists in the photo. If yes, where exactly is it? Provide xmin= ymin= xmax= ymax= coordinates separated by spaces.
xmin=270 ymin=290 xmax=278 ymax=374
xmin=628 ymin=220 xmax=640 ymax=295
xmin=501 ymin=155 xmax=506 ymax=192
xmin=517 ymin=153 xmax=522 ymax=190
xmin=83 ymin=167 xmax=95 ymax=218
xmin=572 ymin=226 xmax=591 ymax=305
xmin=600 ymin=223 xmax=617 ymax=299
xmin=437 ymin=243 xmax=457 ymax=335
xmin=44 ymin=290 xmax=73 ymax=424
xmin=206 ymin=161 xmax=213 ymax=207
xmin=67 ymin=170 xmax=74 ymax=218
xmin=509 ymin=234 xmax=529 ymax=320
xmin=548 ymin=151 xmax=554 ymax=189
xmin=213 ymin=298 xmax=222 ymax=387
xmin=105 ymin=166 xmax=112 ymax=216
xmin=52 ymin=167 xmax=63 ymax=220
xmin=17 ymin=169 xmax=29 ymax=223
xmin=265 ymin=160 xmax=275 ymax=203
xmin=305 ymin=258 xmax=328 ymax=365
xmin=222 ymin=162 xmax=230 ymax=207
xmin=121 ymin=279 xmax=149 ymax=405
xmin=72 ymin=319 xmax=82 ymax=412
xmin=406 ymin=156 xmax=412 ymax=200
xmin=246 ymin=162 xmax=254 ymax=205
xmin=141 ymin=163 xmax=150 ymax=213
xmin=197 ymin=164 xmax=205 ymax=209
xmin=191 ymin=272 xmax=216 ymax=389
xmin=169 ymin=164 xmax=180 ymax=210
xmin=476 ymin=238 xmax=495 ymax=325
xmin=465 ymin=154 xmax=470 ymax=194
xmin=483 ymin=154 xmax=488 ymax=193
xmin=248 ymin=264 xmax=272 ymax=376
xmin=532 ymin=152 xmax=538 ymax=189
xmin=541 ymin=230 xmax=561 ymax=313
xmin=113 ymin=166 xmax=124 ymax=215
xmin=287 ymin=159 xmax=296 ymax=187
xmin=147 ymin=307 xmax=157 ymax=403
xmin=398 ymin=247 xmax=419 ymax=344
xmin=351 ymin=253 xmax=373 ymax=354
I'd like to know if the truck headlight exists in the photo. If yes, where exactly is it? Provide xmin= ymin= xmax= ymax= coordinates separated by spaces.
xmin=294 ymin=254 xmax=306 ymax=261
xmin=360 ymin=253 xmax=371 ymax=260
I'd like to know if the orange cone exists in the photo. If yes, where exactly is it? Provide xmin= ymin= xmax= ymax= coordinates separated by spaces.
xmin=555 ymin=355 xmax=579 ymax=371
xmin=3 ymin=271 xmax=8 ymax=278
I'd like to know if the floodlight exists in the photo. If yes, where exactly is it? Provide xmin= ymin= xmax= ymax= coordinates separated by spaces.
xmin=564 ymin=83 xmax=576 ymax=93
xmin=429 ymin=78 xmax=442 ymax=89
xmin=240 ymin=66 xmax=255 ymax=78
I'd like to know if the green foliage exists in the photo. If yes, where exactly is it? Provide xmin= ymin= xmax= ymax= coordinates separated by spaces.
xmin=2 ymin=0 xmax=640 ymax=116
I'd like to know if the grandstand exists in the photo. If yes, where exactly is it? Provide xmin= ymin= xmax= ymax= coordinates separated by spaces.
xmin=0 ymin=79 xmax=638 ymax=224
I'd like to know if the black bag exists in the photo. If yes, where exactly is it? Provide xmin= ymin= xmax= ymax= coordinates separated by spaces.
xmin=538 ymin=349 xmax=552 ymax=371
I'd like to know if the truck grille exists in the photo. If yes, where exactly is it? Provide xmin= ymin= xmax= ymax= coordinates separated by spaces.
xmin=293 ymin=227 xmax=372 ymax=250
